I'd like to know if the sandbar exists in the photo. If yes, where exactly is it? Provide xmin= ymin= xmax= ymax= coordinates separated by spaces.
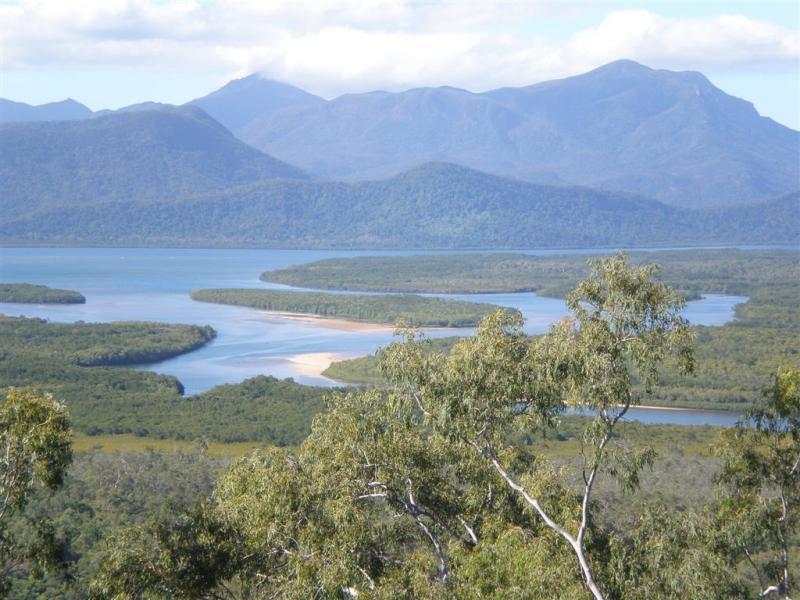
xmin=286 ymin=352 xmax=357 ymax=377
xmin=255 ymin=309 xmax=466 ymax=334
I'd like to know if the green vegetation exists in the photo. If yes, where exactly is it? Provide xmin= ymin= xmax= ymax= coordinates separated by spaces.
xmin=191 ymin=288 xmax=517 ymax=327
xmin=323 ymin=351 xmax=394 ymax=385
xmin=325 ymin=289 xmax=798 ymax=410
xmin=0 ymin=316 xmax=329 ymax=443
xmin=0 ymin=388 xmax=72 ymax=595
xmin=8 ymin=421 xmax=729 ymax=598
xmin=0 ymin=315 xmax=215 ymax=367
xmin=5 ymin=255 xmax=799 ymax=597
xmin=325 ymin=337 xmax=456 ymax=385
xmin=321 ymin=251 xmax=800 ymax=410
xmin=9 ymin=444 xmax=225 ymax=598
xmin=262 ymin=249 xmax=799 ymax=297
xmin=155 ymin=375 xmax=328 ymax=445
xmin=0 ymin=106 xmax=306 ymax=219
xmin=715 ymin=367 xmax=800 ymax=597
xmin=71 ymin=433 xmax=262 ymax=457
xmin=0 ymin=283 xmax=85 ymax=304
xmin=83 ymin=258 xmax=798 ymax=599
xmin=3 ymin=162 xmax=797 ymax=249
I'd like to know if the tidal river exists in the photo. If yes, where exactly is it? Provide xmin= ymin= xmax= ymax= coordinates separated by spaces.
xmin=0 ymin=247 xmax=749 ymax=426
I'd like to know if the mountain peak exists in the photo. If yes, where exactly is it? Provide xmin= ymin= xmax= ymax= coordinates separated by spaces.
xmin=188 ymin=74 xmax=324 ymax=131
xmin=0 ymin=97 xmax=93 ymax=124
xmin=591 ymin=59 xmax=651 ymax=73
xmin=232 ymin=60 xmax=797 ymax=207
xmin=217 ymin=73 xmax=283 ymax=91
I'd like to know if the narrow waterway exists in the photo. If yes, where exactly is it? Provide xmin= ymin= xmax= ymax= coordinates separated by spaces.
xmin=0 ymin=247 xmax=751 ymax=426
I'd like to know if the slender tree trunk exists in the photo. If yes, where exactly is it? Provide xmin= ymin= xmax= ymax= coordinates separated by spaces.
xmin=481 ymin=448 xmax=606 ymax=600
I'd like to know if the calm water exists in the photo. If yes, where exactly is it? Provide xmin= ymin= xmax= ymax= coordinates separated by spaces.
xmin=0 ymin=247 xmax=750 ymax=426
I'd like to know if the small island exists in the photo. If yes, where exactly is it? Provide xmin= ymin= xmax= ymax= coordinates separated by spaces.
xmin=260 ymin=250 xmax=795 ymax=299
xmin=0 ymin=282 xmax=86 ymax=304
xmin=0 ymin=315 xmax=216 ymax=367
xmin=190 ymin=288 xmax=517 ymax=328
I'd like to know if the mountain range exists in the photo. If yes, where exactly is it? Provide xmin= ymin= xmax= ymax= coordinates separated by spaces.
xmin=0 ymin=105 xmax=306 ymax=215
xmin=0 ymin=60 xmax=797 ymax=249
xmin=0 ymin=98 xmax=93 ymax=124
xmin=2 ymin=155 xmax=796 ymax=248
xmin=187 ymin=60 xmax=799 ymax=208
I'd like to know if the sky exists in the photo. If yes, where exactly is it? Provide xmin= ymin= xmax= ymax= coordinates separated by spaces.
xmin=1 ymin=0 xmax=798 ymax=129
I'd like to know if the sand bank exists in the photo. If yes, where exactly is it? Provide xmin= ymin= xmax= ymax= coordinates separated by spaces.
xmin=286 ymin=352 xmax=355 ymax=377
xmin=256 ymin=310 xmax=398 ymax=332
xmin=256 ymin=309 xmax=466 ymax=334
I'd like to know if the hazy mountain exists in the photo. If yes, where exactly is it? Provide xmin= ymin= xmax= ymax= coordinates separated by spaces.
xmin=0 ymin=98 xmax=93 ymax=124
xmin=224 ymin=61 xmax=798 ymax=208
xmin=94 ymin=102 xmax=176 ymax=116
xmin=0 ymin=105 xmax=307 ymax=216
xmin=189 ymin=74 xmax=324 ymax=132
xmin=3 ymin=162 xmax=796 ymax=249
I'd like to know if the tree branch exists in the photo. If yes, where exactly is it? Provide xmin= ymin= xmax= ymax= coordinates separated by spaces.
xmin=474 ymin=442 xmax=606 ymax=600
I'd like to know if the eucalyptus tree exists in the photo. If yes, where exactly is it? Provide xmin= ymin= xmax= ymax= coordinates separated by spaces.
xmin=0 ymin=387 xmax=72 ymax=593
xmin=716 ymin=366 xmax=800 ymax=598
xmin=604 ymin=506 xmax=748 ymax=599
xmin=380 ymin=254 xmax=694 ymax=600
xmin=93 ymin=255 xmax=736 ymax=598
xmin=295 ymin=387 xmax=588 ymax=598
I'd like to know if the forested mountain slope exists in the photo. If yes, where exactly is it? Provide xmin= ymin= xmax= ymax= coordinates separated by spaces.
xmin=213 ymin=61 xmax=799 ymax=207
xmin=2 ymin=162 xmax=796 ymax=248
xmin=4 ymin=61 xmax=796 ymax=209
xmin=0 ymin=105 xmax=307 ymax=217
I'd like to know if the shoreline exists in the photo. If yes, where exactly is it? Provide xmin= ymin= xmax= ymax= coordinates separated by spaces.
xmin=256 ymin=310 xmax=398 ymax=332
xmin=285 ymin=352 xmax=357 ymax=378
xmin=626 ymin=403 xmax=738 ymax=414
xmin=255 ymin=309 xmax=467 ymax=334
xmin=308 ymin=351 xmax=742 ymax=416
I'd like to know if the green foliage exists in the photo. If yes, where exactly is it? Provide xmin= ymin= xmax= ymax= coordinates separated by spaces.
xmin=0 ymin=315 xmax=215 ymax=367
xmin=6 ymin=417 xmax=730 ymax=597
xmin=262 ymin=249 xmax=799 ymax=297
xmin=377 ymin=255 xmax=695 ymax=598
xmin=88 ymin=504 xmax=238 ymax=599
xmin=2 ymin=162 xmax=797 ymax=248
xmin=192 ymin=288 xmax=518 ymax=327
xmin=0 ymin=388 xmax=72 ymax=595
xmin=714 ymin=366 xmax=800 ymax=597
xmin=0 ymin=388 xmax=72 ymax=512
xmin=0 ymin=316 xmax=327 ymax=443
xmin=323 ymin=251 xmax=800 ymax=411
xmin=91 ymin=388 xmax=596 ymax=598
xmin=88 ymin=255 xmax=753 ymax=599
xmin=10 ymin=446 xmax=224 ymax=598
xmin=0 ymin=106 xmax=306 ymax=219
xmin=324 ymin=352 xmax=398 ymax=385
xmin=164 ymin=376 xmax=329 ymax=445
xmin=602 ymin=507 xmax=747 ymax=599
xmin=0 ymin=283 xmax=85 ymax=304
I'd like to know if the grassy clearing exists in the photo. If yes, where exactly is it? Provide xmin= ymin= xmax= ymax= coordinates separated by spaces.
xmin=72 ymin=433 xmax=263 ymax=457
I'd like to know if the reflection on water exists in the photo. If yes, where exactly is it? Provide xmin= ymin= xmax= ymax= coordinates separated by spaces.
xmin=569 ymin=407 xmax=741 ymax=427
xmin=0 ymin=248 xmax=748 ymax=426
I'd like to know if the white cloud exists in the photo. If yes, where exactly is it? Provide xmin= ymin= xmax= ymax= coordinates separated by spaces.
xmin=563 ymin=10 xmax=799 ymax=69
xmin=1 ymin=0 xmax=797 ymax=97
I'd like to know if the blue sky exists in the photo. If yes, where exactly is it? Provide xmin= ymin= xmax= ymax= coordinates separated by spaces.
xmin=1 ymin=0 xmax=798 ymax=128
